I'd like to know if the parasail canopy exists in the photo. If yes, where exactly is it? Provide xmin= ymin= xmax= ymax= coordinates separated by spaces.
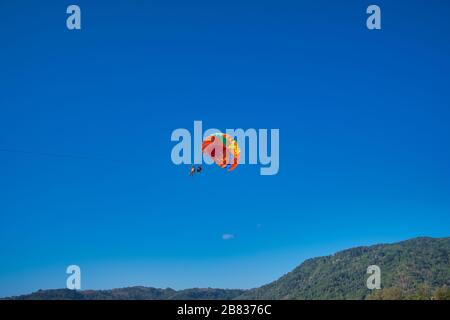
xmin=201 ymin=133 xmax=240 ymax=171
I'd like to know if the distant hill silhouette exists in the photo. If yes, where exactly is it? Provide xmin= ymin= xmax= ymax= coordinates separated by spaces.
xmin=5 ymin=237 xmax=450 ymax=300
xmin=6 ymin=287 xmax=245 ymax=300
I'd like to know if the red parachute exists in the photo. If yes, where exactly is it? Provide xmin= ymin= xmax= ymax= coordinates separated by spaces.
xmin=202 ymin=133 xmax=241 ymax=171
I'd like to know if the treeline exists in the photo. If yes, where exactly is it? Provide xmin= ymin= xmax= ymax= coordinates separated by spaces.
xmin=367 ymin=285 xmax=450 ymax=300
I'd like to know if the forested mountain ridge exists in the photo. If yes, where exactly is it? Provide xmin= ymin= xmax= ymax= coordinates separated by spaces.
xmin=5 ymin=237 xmax=450 ymax=300
xmin=237 ymin=237 xmax=450 ymax=299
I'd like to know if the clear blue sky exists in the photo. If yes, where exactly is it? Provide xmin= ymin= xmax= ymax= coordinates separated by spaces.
xmin=1 ymin=0 xmax=450 ymax=297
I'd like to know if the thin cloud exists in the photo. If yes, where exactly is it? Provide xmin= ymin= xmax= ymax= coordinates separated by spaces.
xmin=222 ymin=234 xmax=235 ymax=240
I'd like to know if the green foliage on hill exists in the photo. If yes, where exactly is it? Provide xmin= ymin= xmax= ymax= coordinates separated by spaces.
xmin=169 ymin=288 xmax=245 ymax=300
xmin=237 ymin=237 xmax=450 ymax=300
xmin=8 ymin=287 xmax=245 ymax=300
xmin=367 ymin=284 xmax=450 ymax=300
xmin=5 ymin=237 xmax=450 ymax=300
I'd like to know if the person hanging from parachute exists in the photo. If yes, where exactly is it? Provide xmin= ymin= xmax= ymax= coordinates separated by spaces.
xmin=189 ymin=165 xmax=203 ymax=176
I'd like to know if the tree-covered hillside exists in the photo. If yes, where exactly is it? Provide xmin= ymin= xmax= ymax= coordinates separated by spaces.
xmin=237 ymin=237 xmax=450 ymax=299
xmin=5 ymin=237 xmax=450 ymax=300
xmin=7 ymin=287 xmax=245 ymax=300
